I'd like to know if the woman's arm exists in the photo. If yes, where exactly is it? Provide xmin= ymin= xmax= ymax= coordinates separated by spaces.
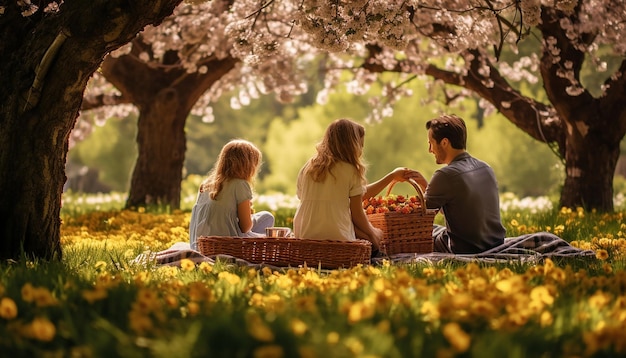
xmin=350 ymin=195 xmax=382 ymax=252
xmin=364 ymin=167 xmax=425 ymax=199
xmin=237 ymin=199 xmax=253 ymax=233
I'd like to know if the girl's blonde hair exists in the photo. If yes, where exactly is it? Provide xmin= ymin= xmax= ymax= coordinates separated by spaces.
xmin=304 ymin=118 xmax=367 ymax=184
xmin=200 ymin=139 xmax=262 ymax=200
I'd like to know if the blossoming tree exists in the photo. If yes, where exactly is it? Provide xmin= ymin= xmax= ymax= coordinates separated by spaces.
xmin=0 ymin=0 xmax=182 ymax=260
xmin=80 ymin=0 xmax=310 ymax=209
xmin=88 ymin=0 xmax=626 ymax=212
xmin=290 ymin=0 xmax=626 ymax=211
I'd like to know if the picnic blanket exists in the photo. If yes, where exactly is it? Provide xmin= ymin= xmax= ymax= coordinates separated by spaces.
xmin=132 ymin=232 xmax=596 ymax=268
xmin=131 ymin=242 xmax=285 ymax=270
xmin=373 ymin=231 xmax=597 ymax=265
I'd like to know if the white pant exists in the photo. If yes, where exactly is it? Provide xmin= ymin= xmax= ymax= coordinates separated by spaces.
xmin=242 ymin=210 xmax=275 ymax=237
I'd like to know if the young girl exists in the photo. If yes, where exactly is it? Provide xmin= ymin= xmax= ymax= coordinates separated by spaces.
xmin=189 ymin=139 xmax=274 ymax=250
xmin=294 ymin=118 xmax=416 ymax=253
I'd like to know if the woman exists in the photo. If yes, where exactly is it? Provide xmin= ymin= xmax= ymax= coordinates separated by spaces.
xmin=294 ymin=118 xmax=416 ymax=253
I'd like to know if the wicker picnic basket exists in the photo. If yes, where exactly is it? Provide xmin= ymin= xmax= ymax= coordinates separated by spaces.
xmin=366 ymin=178 xmax=437 ymax=255
xmin=197 ymin=236 xmax=371 ymax=269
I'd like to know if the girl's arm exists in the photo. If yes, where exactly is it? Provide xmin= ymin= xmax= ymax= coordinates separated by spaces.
xmin=350 ymin=195 xmax=382 ymax=252
xmin=237 ymin=199 xmax=253 ymax=233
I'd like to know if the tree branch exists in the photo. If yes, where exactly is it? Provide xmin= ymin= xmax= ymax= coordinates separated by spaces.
xmin=22 ymin=31 xmax=68 ymax=113
xmin=81 ymin=93 xmax=132 ymax=111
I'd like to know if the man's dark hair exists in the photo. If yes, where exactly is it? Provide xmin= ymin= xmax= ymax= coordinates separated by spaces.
xmin=426 ymin=114 xmax=467 ymax=149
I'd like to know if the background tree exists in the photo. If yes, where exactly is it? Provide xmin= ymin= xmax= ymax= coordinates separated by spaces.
xmin=0 ymin=0 xmax=182 ymax=260
xmin=286 ymin=0 xmax=626 ymax=211
xmin=80 ymin=0 xmax=313 ymax=209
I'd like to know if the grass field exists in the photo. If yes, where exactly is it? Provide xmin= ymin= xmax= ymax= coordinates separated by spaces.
xmin=0 ymin=192 xmax=624 ymax=357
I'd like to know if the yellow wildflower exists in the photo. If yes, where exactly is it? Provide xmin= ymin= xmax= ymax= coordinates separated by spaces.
xmin=129 ymin=310 xmax=152 ymax=334
xmin=198 ymin=261 xmax=213 ymax=274
xmin=0 ymin=297 xmax=18 ymax=319
xmin=442 ymin=322 xmax=471 ymax=353
xmin=82 ymin=288 xmax=108 ymax=304
xmin=180 ymin=258 xmax=195 ymax=272
xmin=530 ymin=286 xmax=554 ymax=306
xmin=326 ymin=331 xmax=340 ymax=344
xmin=29 ymin=317 xmax=56 ymax=342
xmin=595 ymin=249 xmax=609 ymax=260
xmin=94 ymin=261 xmax=107 ymax=271
xmin=21 ymin=283 xmax=35 ymax=302
xmin=218 ymin=271 xmax=241 ymax=285
xmin=588 ymin=291 xmax=611 ymax=310
xmin=253 ymin=345 xmax=283 ymax=358
xmin=187 ymin=301 xmax=200 ymax=316
xmin=290 ymin=318 xmax=307 ymax=336
xmin=540 ymin=311 xmax=553 ymax=327
xmin=247 ymin=313 xmax=274 ymax=342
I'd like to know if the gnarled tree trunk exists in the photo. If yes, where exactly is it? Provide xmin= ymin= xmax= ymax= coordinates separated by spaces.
xmin=101 ymin=42 xmax=237 ymax=209
xmin=0 ymin=0 xmax=181 ymax=261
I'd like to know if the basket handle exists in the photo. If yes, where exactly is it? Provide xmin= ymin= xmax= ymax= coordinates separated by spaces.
xmin=385 ymin=178 xmax=427 ymax=215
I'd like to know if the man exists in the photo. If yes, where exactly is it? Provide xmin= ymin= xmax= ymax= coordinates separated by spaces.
xmin=413 ymin=114 xmax=506 ymax=253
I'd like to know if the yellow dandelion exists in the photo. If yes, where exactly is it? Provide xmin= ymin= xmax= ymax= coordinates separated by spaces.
xmin=82 ymin=288 xmax=108 ymax=304
xmin=33 ymin=287 xmax=58 ymax=307
xmin=327 ymin=331 xmax=340 ymax=344
xmin=540 ymin=311 xmax=553 ymax=327
xmin=29 ymin=317 xmax=56 ymax=342
xmin=344 ymin=337 xmax=364 ymax=355
xmin=94 ymin=261 xmax=107 ymax=271
xmin=0 ymin=297 xmax=18 ymax=319
xmin=21 ymin=283 xmax=35 ymax=302
xmin=247 ymin=314 xmax=274 ymax=342
xmin=510 ymin=219 xmax=519 ymax=227
xmin=595 ymin=249 xmax=609 ymax=260
xmin=530 ymin=286 xmax=555 ymax=306
xmin=543 ymin=258 xmax=555 ymax=274
xmin=290 ymin=318 xmax=307 ymax=336
xmin=134 ymin=271 xmax=150 ymax=285
xmin=420 ymin=301 xmax=440 ymax=320
xmin=377 ymin=319 xmax=391 ymax=333
xmin=218 ymin=271 xmax=241 ymax=285
xmin=198 ymin=261 xmax=213 ymax=274
xmin=602 ymin=263 xmax=613 ymax=274
xmin=129 ymin=311 xmax=153 ymax=334
xmin=180 ymin=258 xmax=195 ymax=272
xmin=589 ymin=291 xmax=611 ymax=310
xmin=553 ymin=225 xmax=565 ymax=236
xmin=495 ymin=275 xmax=524 ymax=294
xmin=187 ymin=301 xmax=200 ymax=316
xmin=253 ymin=344 xmax=283 ymax=358
xmin=442 ymin=322 xmax=471 ymax=353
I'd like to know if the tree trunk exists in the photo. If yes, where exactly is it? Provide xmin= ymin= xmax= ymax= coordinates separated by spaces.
xmin=0 ymin=0 xmax=181 ymax=261
xmin=126 ymin=88 xmax=188 ymax=209
xmin=101 ymin=43 xmax=237 ymax=209
xmin=561 ymin=132 xmax=618 ymax=210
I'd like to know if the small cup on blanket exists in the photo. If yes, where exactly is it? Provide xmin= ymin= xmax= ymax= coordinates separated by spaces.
xmin=266 ymin=227 xmax=291 ymax=238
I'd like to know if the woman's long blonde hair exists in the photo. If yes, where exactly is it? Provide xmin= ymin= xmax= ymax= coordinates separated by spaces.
xmin=200 ymin=139 xmax=262 ymax=200
xmin=304 ymin=118 xmax=367 ymax=184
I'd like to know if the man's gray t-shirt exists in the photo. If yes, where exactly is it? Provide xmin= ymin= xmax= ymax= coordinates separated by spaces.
xmin=425 ymin=152 xmax=505 ymax=253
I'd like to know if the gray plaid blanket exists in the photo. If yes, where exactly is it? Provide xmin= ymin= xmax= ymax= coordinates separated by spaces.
xmin=374 ymin=231 xmax=596 ymax=265
xmin=131 ymin=242 xmax=284 ymax=270
xmin=132 ymin=232 xmax=596 ymax=269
